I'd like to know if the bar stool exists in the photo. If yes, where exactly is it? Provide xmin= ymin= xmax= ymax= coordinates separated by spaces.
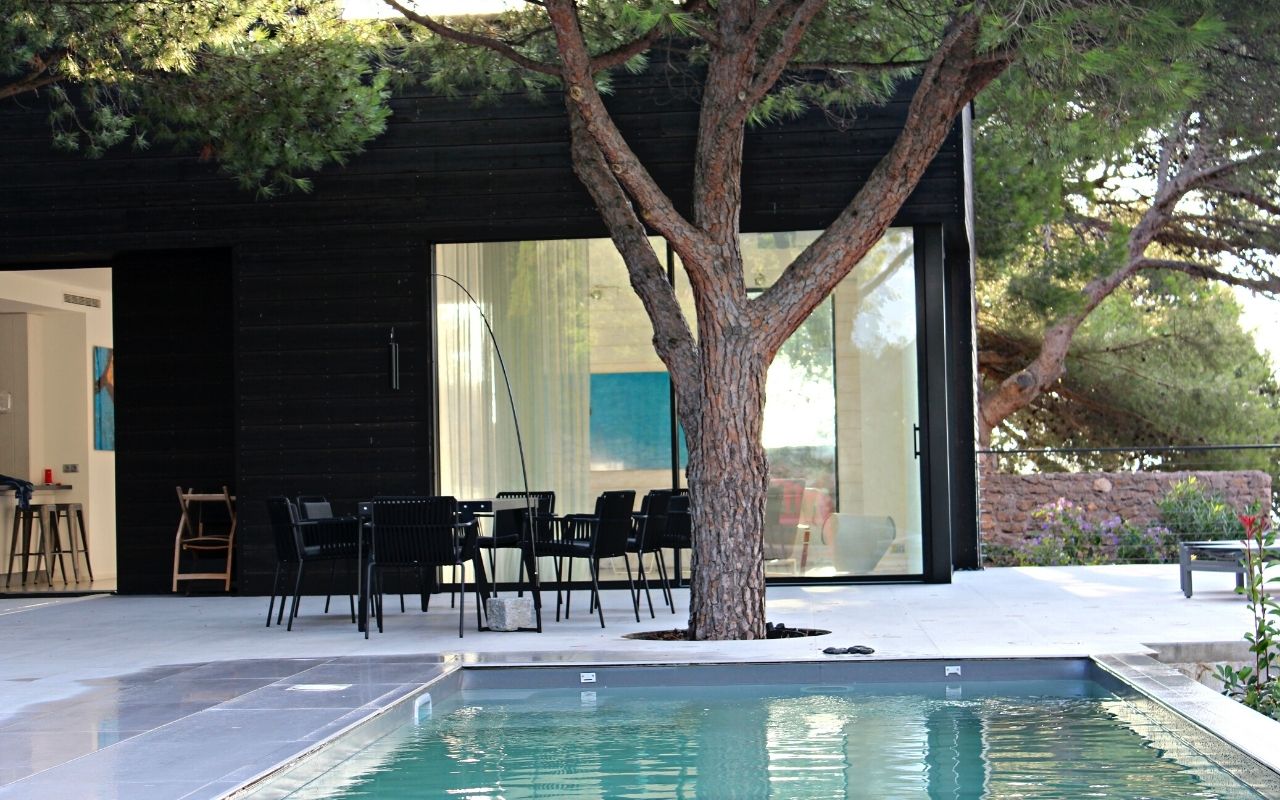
xmin=49 ymin=503 xmax=93 ymax=583
xmin=5 ymin=504 xmax=54 ymax=587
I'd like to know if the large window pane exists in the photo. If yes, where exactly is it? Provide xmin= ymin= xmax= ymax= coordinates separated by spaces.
xmin=436 ymin=228 xmax=922 ymax=587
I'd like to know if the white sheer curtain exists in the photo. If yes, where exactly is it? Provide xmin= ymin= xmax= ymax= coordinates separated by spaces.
xmin=434 ymin=240 xmax=592 ymax=516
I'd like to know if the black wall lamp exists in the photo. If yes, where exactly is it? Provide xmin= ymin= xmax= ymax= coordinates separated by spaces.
xmin=389 ymin=327 xmax=400 ymax=391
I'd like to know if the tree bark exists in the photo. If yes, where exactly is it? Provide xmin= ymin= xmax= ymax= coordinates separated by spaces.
xmin=685 ymin=329 xmax=770 ymax=640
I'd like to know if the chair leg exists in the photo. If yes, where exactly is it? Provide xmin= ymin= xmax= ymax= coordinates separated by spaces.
xmin=589 ymin=558 xmax=606 ymax=628
xmin=362 ymin=561 xmax=375 ymax=639
xmin=566 ymin=557 xmax=575 ymax=619
xmin=635 ymin=552 xmax=656 ymax=619
xmin=458 ymin=569 xmax=466 ymax=639
xmin=266 ymin=562 xmax=282 ymax=627
xmin=553 ymin=556 xmax=565 ymax=622
xmin=287 ymin=561 xmax=307 ymax=631
xmin=324 ymin=561 xmax=337 ymax=613
xmin=75 ymin=507 xmax=94 ymax=581
xmin=621 ymin=552 xmax=641 ymax=622
xmin=655 ymin=550 xmax=675 ymax=611
xmin=276 ymin=563 xmax=292 ymax=626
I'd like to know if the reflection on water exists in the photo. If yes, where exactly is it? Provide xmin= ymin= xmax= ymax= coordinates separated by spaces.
xmin=284 ymin=682 xmax=1264 ymax=799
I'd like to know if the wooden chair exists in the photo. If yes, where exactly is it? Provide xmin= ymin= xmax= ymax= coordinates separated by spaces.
xmin=172 ymin=486 xmax=236 ymax=592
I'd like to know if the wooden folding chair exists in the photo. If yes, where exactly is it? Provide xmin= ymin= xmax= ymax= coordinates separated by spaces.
xmin=172 ymin=485 xmax=237 ymax=591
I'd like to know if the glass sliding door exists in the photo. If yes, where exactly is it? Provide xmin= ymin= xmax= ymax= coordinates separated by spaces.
xmin=435 ymin=227 xmax=923 ymax=587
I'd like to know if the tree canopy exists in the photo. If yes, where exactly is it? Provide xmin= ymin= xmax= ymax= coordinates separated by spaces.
xmin=974 ymin=0 xmax=1280 ymax=447
xmin=1 ymin=0 xmax=390 ymax=194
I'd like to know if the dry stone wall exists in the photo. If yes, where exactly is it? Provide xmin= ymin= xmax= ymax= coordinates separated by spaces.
xmin=980 ymin=470 xmax=1272 ymax=548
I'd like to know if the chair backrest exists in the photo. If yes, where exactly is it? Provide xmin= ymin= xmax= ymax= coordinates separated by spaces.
xmin=370 ymin=496 xmax=475 ymax=567
xmin=265 ymin=496 xmax=302 ymax=562
xmin=590 ymin=490 xmax=636 ymax=559
xmin=297 ymin=495 xmax=334 ymax=520
xmin=494 ymin=490 xmax=555 ymax=542
xmin=763 ymin=484 xmax=802 ymax=561
xmin=663 ymin=493 xmax=692 ymax=548
xmin=634 ymin=489 xmax=672 ymax=552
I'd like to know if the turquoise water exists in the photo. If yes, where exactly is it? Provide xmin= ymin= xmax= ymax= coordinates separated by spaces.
xmin=280 ymin=681 xmax=1264 ymax=799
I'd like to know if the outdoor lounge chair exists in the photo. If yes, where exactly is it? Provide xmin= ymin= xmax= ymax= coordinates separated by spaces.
xmin=627 ymin=489 xmax=673 ymax=617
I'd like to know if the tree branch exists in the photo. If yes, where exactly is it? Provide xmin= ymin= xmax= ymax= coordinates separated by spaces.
xmin=544 ymin=0 xmax=705 ymax=255
xmin=589 ymin=0 xmax=710 ymax=70
xmin=564 ymin=99 xmax=702 ymax=430
xmin=0 ymin=48 xmax=68 ymax=101
xmin=1134 ymin=258 xmax=1280 ymax=295
xmin=381 ymin=0 xmax=559 ymax=75
xmin=756 ymin=11 xmax=1009 ymax=357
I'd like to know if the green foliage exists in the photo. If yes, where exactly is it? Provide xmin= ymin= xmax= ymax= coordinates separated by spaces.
xmin=1156 ymin=477 xmax=1246 ymax=539
xmin=1215 ymin=509 xmax=1280 ymax=721
xmin=2 ymin=0 xmax=389 ymax=195
xmin=985 ymin=498 xmax=1176 ymax=566
xmin=980 ymin=274 xmax=1280 ymax=467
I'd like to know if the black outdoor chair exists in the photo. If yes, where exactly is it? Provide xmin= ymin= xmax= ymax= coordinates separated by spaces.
xmin=540 ymin=490 xmax=639 ymax=628
xmin=296 ymin=495 xmax=335 ymax=520
xmin=627 ymin=489 xmax=673 ymax=617
xmin=366 ymin=496 xmax=482 ymax=638
xmin=660 ymin=492 xmax=692 ymax=607
xmin=475 ymin=490 xmax=555 ymax=593
xmin=264 ymin=497 xmax=359 ymax=631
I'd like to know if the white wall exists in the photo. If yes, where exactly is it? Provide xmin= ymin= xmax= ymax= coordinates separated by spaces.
xmin=0 ymin=270 xmax=115 ymax=582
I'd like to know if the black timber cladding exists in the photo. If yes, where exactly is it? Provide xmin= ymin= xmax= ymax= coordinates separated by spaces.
xmin=0 ymin=68 xmax=970 ymax=594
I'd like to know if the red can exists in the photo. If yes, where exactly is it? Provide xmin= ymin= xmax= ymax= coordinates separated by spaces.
xmin=43 ymin=468 xmax=53 ymax=485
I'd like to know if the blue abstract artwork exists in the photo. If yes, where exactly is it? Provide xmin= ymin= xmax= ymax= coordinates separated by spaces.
xmin=93 ymin=346 xmax=115 ymax=451
xmin=589 ymin=371 xmax=686 ymax=470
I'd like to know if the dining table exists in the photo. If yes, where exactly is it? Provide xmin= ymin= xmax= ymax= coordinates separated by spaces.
xmin=354 ymin=496 xmax=544 ymax=635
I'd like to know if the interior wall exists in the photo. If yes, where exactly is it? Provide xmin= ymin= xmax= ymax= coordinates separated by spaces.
xmin=0 ymin=270 xmax=116 ymax=583
xmin=0 ymin=315 xmax=31 ymax=478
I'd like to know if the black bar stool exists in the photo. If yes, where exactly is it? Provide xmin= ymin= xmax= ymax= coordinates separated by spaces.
xmin=50 ymin=503 xmax=93 ymax=583
xmin=5 ymin=504 xmax=54 ymax=587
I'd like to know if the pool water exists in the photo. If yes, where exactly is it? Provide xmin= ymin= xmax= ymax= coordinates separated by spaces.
xmin=277 ymin=680 xmax=1264 ymax=799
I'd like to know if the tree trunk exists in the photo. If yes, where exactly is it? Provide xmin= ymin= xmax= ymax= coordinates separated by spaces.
xmin=685 ymin=332 xmax=769 ymax=640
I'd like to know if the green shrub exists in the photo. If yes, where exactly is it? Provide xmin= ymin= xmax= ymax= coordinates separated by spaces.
xmin=984 ymin=498 xmax=1176 ymax=566
xmin=1156 ymin=477 xmax=1244 ymax=541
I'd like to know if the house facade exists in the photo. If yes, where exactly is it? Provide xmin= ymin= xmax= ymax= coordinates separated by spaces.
xmin=0 ymin=69 xmax=978 ymax=595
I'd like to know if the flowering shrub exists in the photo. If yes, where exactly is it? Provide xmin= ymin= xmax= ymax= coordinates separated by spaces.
xmin=985 ymin=498 xmax=1176 ymax=567
xmin=1215 ymin=509 xmax=1280 ymax=721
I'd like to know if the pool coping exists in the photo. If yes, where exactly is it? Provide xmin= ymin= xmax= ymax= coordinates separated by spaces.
xmin=228 ymin=654 xmax=1280 ymax=800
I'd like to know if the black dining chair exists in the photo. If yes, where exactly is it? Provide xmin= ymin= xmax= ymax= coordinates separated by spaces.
xmin=476 ymin=490 xmax=556 ymax=593
xmin=627 ymin=489 xmax=673 ymax=618
xmin=659 ymin=492 xmax=692 ymax=611
xmin=264 ymin=497 xmax=360 ymax=630
xmin=540 ymin=490 xmax=639 ymax=628
xmin=366 ymin=496 xmax=482 ymax=638
xmin=296 ymin=495 xmax=335 ymax=520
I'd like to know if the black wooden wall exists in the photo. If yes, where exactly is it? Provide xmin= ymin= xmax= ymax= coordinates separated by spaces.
xmin=112 ymin=251 xmax=236 ymax=593
xmin=0 ymin=67 xmax=971 ymax=594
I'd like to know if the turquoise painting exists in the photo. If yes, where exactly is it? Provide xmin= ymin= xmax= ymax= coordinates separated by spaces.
xmin=93 ymin=346 xmax=115 ymax=451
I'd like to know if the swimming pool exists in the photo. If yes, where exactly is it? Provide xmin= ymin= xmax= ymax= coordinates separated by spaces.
xmin=241 ymin=659 xmax=1280 ymax=799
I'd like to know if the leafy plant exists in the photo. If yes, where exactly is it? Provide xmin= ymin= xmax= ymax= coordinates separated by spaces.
xmin=985 ymin=498 xmax=1175 ymax=566
xmin=1214 ymin=509 xmax=1280 ymax=721
xmin=1156 ymin=477 xmax=1244 ymax=541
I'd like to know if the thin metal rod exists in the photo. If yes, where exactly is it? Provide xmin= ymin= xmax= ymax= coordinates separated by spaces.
xmin=979 ymin=443 xmax=1280 ymax=456
xmin=431 ymin=273 xmax=541 ymax=632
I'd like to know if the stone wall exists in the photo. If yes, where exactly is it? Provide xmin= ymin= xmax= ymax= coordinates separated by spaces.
xmin=980 ymin=471 xmax=1273 ymax=548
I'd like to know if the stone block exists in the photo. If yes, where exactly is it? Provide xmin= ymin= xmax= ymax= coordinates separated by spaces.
xmin=485 ymin=597 xmax=535 ymax=631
